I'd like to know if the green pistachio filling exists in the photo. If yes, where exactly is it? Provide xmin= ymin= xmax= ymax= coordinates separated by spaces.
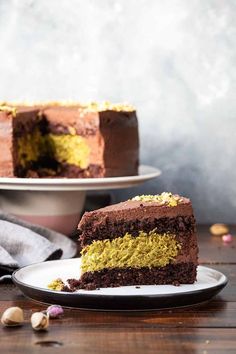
xmin=17 ymin=130 xmax=47 ymax=167
xmin=81 ymin=230 xmax=181 ymax=273
xmin=47 ymin=134 xmax=90 ymax=168
xmin=17 ymin=130 xmax=90 ymax=169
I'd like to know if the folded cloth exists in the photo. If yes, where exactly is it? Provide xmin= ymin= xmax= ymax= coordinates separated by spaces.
xmin=0 ymin=212 xmax=77 ymax=279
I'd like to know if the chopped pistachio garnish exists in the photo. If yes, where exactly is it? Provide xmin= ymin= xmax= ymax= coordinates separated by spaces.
xmin=80 ymin=101 xmax=135 ymax=113
xmin=131 ymin=192 xmax=181 ymax=207
xmin=0 ymin=100 xmax=135 ymax=112
xmin=0 ymin=100 xmax=80 ymax=107
xmin=47 ymin=278 xmax=65 ymax=291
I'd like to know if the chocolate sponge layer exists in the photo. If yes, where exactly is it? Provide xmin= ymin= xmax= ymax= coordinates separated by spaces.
xmin=79 ymin=215 xmax=196 ymax=247
xmin=67 ymin=262 xmax=197 ymax=290
xmin=19 ymin=162 xmax=104 ymax=178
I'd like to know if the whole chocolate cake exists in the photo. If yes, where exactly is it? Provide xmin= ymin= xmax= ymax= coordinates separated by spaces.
xmin=73 ymin=192 xmax=198 ymax=290
xmin=0 ymin=102 xmax=139 ymax=178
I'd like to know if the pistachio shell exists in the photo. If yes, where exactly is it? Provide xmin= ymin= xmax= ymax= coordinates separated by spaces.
xmin=210 ymin=224 xmax=229 ymax=236
xmin=1 ymin=307 xmax=24 ymax=327
xmin=31 ymin=312 xmax=49 ymax=331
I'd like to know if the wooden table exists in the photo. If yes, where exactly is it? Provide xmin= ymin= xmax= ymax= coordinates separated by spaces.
xmin=0 ymin=225 xmax=236 ymax=353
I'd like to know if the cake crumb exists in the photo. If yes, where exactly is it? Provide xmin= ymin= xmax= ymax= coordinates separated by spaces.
xmin=47 ymin=278 xmax=65 ymax=291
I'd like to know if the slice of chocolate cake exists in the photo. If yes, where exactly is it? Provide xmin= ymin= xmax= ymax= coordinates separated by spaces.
xmin=76 ymin=193 xmax=198 ymax=290
xmin=0 ymin=101 xmax=139 ymax=178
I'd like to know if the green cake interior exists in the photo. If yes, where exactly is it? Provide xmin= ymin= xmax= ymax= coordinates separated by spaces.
xmin=16 ymin=128 xmax=90 ymax=173
xmin=81 ymin=229 xmax=181 ymax=273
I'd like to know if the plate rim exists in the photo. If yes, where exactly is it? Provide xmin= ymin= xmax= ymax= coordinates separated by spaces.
xmin=0 ymin=165 xmax=161 ymax=185
xmin=12 ymin=261 xmax=228 ymax=299
xmin=0 ymin=165 xmax=161 ymax=191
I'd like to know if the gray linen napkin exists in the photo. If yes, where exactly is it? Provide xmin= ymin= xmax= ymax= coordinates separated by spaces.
xmin=0 ymin=212 xmax=77 ymax=279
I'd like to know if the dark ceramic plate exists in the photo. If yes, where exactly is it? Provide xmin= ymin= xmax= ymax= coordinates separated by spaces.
xmin=12 ymin=259 xmax=227 ymax=311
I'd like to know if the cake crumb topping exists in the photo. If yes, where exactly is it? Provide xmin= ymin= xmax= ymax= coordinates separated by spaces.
xmin=47 ymin=278 xmax=65 ymax=291
xmin=80 ymin=101 xmax=135 ymax=112
xmin=131 ymin=192 xmax=182 ymax=207
xmin=0 ymin=100 xmax=135 ymax=112
xmin=0 ymin=100 xmax=79 ymax=107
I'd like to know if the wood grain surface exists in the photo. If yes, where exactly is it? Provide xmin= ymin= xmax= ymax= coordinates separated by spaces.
xmin=0 ymin=225 xmax=236 ymax=353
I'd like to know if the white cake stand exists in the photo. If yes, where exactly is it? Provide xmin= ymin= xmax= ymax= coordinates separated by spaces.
xmin=0 ymin=165 xmax=161 ymax=235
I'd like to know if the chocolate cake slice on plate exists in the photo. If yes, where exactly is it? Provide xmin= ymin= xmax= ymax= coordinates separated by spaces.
xmin=75 ymin=192 xmax=198 ymax=290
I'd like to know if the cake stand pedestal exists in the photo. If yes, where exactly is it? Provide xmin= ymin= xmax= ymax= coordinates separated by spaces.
xmin=0 ymin=165 xmax=161 ymax=235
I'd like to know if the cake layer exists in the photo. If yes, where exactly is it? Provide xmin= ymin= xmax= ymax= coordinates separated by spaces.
xmin=80 ymin=215 xmax=196 ymax=246
xmin=79 ymin=194 xmax=193 ymax=242
xmin=68 ymin=262 xmax=197 ymax=290
xmin=30 ymin=163 xmax=104 ymax=178
xmin=81 ymin=228 xmax=197 ymax=274
xmin=42 ymin=106 xmax=100 ymax=137
xmin=79 ymin=194 xmax=196 ymax=247
xmin=81 ymin=231 xmax=181 ymax=273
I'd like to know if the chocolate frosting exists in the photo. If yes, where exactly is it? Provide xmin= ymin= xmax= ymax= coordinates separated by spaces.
xmin=100 ymin=110 xmax=139 ymax=177
xmin=0 ymin=108 xmax=39 ymax=177
xmin=79 ymin=196 xmax=193 ymax=227
xmin=42 ymin=106 xmax=99 ymax=136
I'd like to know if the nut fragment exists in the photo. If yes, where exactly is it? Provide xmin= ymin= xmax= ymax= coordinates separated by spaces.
xmin=46 ymin=305 xmax=64 ymax=319
xmin=222 ymin=234 xmax=233 ymax=243
xmin=48 ymin=278 xmax=65 ymax=291
xmin=1 ymin=307 xmax=24 ymax=327
xmin=31 ymin=312 xmax=49 ymax=331
xmin=209 ymin=223 xmax=229 ymax=236
xmin=68 ymin=126 xmax=76 ymax=135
